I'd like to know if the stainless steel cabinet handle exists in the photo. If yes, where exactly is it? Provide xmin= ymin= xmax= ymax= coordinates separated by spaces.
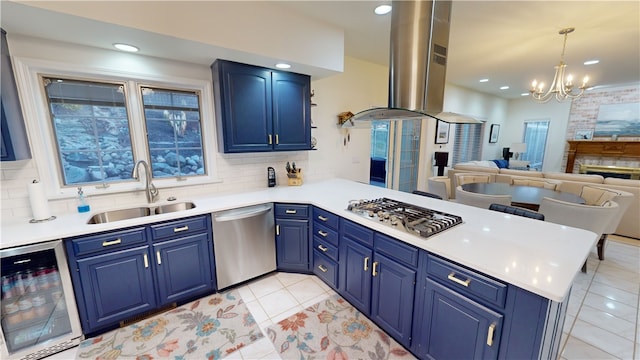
xmin=102 ymin=238 xmax=122 ymax=247
xmin=156 ymin=251 xmax=162 ymax=265
xmin=318 ymin=244 xmax=328 ymax=252
xmin=318 ymin=230 xmax=328 ymax=237
xmin=143 ymin=254 xmax=149 ymax=268
xmin=363 ymin=257 xmax=370 ymax=271
xmin=275 ymin=134 xmax=279 ymax=144
xmin=447 ymin=272 xmax=471 ymax=287
xmin=318 ymin=215 xmax=328 ymax=221
xmin=372 ymin=261 xmax=379 ymax=276
xmin=173 ymin=225 xmax=189 ymax=233
xmin=285 ymin=209 xmax=297 ymax=214
xmin=487 ymin=323 xmax=496 ymax=346
xmin=268 ymin=134 xmax=273 ymax=145
xmin=318 ymin=264 xmax=328 ymax=273
xmin=276 ymin=224 xmax=280 ymax=236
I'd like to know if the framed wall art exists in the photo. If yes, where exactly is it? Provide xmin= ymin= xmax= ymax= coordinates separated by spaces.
xmin=574 ymin=129 xmax=593 ymax=140
xmin=435 ymin=120 xmax=450 ymax=144
xmin=489 ymin=124 xmax=500 ymax=143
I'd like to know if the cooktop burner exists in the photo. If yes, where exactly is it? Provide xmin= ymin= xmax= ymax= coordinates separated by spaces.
xmin=347 ymin=198 xmax=462 ymax=239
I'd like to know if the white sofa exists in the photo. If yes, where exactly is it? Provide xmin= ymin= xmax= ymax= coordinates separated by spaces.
xmin=448 ymin=162 xmax=640 ymax=239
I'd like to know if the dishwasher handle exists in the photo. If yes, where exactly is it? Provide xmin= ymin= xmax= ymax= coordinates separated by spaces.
xmin=214 ymin=204 xmax=272 ymax=222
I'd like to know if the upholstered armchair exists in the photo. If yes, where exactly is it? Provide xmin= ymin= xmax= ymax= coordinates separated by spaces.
xmin=538 ymin=197 xmax=619 ymax=272
xmin=427 ymin=176 xmax=451 ymax=201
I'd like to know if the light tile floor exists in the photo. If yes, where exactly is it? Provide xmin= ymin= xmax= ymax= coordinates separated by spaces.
xmin=49 ymin=237 xmax=639 ymax=359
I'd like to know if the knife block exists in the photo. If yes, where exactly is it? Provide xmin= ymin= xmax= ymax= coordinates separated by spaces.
xmin=287 ymin=170 xmax=303 ymax=186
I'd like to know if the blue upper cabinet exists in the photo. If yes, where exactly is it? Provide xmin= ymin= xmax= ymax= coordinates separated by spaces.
xmin=1 ymin=29 xmax=31 ymax=161
xmin=212 ymin=60 xmax=311 ymax=153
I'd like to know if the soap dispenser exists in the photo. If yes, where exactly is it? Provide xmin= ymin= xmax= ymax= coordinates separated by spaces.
xmin=76 ymin=187 xmax=90 ymax=213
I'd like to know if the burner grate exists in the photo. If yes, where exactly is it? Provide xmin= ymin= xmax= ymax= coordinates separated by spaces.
xmin=347 ymin=197 xmax=462 ymax=239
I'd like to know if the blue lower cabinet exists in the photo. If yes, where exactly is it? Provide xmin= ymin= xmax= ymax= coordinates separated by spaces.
xmin=276 ymin=218 xmax=309 ymax=272
xmin=154 ymin=233 xmax=214 ymax=305
xmin=66 ymin=215 xmax=214 ymax=335
xmin=370 ymin=253 xmax=416 ymax=348
xmin=76 ymin=245 xmax=157 ymax=333
xmin=418 ymin=278 xmax=503 ymax=360
xmin=340 ymin=236 xmax=372 ymax=314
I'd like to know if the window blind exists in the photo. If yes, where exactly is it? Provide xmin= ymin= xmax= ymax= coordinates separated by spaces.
xmin=452 ymin=123 xmax=484 ymax=165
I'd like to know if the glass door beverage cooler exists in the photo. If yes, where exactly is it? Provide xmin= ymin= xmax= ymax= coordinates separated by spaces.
xmin=1 ymin=240 xmax=82 ymax=359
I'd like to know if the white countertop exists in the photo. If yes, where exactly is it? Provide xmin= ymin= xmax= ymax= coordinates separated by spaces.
xmin=0 ymin=178 xmax=596 ymax=302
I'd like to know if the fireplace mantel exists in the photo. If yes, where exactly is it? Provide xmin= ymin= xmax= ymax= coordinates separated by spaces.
xmin=565 ymin=140 xmax=640 ymax=173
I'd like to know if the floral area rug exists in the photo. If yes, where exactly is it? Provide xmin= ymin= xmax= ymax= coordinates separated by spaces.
xmin=77 ymin=291 xmax=262 ymax=359
xmin=266 ymin=295 xmax=416 ymax=360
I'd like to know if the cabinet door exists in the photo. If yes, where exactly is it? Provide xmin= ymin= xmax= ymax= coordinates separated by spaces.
xmin=77 ymin=246 xmax=156 ymax=333
xmin=276 ymin=218 xmax=309 ymax=272
xmin=272 ymin=71 xmax=311 ymax=151
xmin=419 ymin=278 xmax=503 ymax=360
xmin=370 ymin=253 xmax=416 ymax=348
xmin=153 ymin=233 xmax=214 ymax=305
xmin=218 ymin=61 xmax=273 ymax=153
xmin=340 ymin=237 xmax=372 ymax=314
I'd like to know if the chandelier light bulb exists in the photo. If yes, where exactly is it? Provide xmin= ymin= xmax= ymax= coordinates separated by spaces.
xmin=529 ymin=27 xmax=590 ymax=103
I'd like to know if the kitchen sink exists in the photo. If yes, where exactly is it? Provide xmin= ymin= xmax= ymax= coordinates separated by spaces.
xmin=154 ymin=202 xmax=196 ymax=214
xmin=87 ymin=207 xmax=153 ymax=224
xmin=87 ymin=202 xmax=196 ymax=224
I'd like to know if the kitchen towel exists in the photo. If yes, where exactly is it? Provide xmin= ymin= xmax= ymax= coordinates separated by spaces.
xmin=28 ymin=180 xmax=51 ymax=220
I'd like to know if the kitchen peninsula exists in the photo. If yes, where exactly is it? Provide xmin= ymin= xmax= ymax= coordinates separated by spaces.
xmin=1 ymin=178 xmax=596 ymax=359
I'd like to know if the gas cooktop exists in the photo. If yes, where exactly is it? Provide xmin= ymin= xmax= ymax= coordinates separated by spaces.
xmin=347 ymin=198 xmax=463 ymax=239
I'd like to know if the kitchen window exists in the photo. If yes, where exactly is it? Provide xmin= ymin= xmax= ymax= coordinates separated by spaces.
xmin=13 ymin=55 xmax=216 ymax=199
xmin=43 ymin=78 xmax=207 ymax=187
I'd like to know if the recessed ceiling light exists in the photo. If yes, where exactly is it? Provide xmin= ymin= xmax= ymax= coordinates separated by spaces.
xmin=584 ymin=60 xmax=600 ymax=65
xmin=500 ymin=86 xmax=510 ymax=90
xmin=113 ymin=43 xmax=139 ymax=52
xmin=374 ymin=4 xmax=392 ymax=15
xmin=479 ymin=78 xmax=489 ymax=83
xmin=521 ymin=93 xmax=530 ymax=96
xmin=275 ymin=63 xmax=291 ymax=69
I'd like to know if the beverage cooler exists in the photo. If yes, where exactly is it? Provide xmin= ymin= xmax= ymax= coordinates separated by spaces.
xmin=1 ymin=240 xmax=82 ymax=359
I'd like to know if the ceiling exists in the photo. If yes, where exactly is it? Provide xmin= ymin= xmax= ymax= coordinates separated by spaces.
xmin=2 ymin=1 xmax=639 ymax=100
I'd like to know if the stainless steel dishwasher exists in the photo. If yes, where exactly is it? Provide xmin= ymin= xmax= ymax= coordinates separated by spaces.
xmin=212 ymin=203 xmax=276 ymax=289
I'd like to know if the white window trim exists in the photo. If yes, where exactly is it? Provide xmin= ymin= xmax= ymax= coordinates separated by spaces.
xmin=13 ymin=56 xmax=221 ymax=200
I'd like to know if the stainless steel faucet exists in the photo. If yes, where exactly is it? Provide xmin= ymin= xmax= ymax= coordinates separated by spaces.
xmin=132 ymin=160 xmax=159 ymax=203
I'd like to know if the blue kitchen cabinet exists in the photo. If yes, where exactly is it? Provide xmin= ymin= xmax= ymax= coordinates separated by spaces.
xmin=339 ymin=220 xmax=373 ymax=314
xmin=76 ymin=245 xmax=157 ymax=334
xmin=153 ymin=233 xmax=214 ymax=305
xmin=338 ymin=220 xmax=418 ymax=348
xmin=1 ymin=29 xmax=30 ymax=161
xmin=420 ymin=278 xmax=503 ymax=360
xmin=212 ymin=60 xmax=311 ymax=153
xmin=370 ymin=234 xmax=418 ymax=348
xmin=312 ymin=207 xmax=340 ymax=289
xmin=275 ymin=204 xmax=310 ymax=272
xmin=66 ymin=215 xmax=214 ymax=335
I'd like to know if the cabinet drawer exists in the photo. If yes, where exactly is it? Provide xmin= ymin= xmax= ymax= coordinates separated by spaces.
xmin=313 ymin=223 xmax=339 ymax=247
xmin=374 ymin=233 xmax=418 ymax=268
xmin=313 ymin=237 xmax=338 ymax=261
xmin=275 ymin=204 xmax=309 ymax=219
xmin=427 ymin=255 xmax=507 ymax=308
xmin=313 ymin=207 xmax=339 ymax=230
xmin=150 ymin=215 xmax=209 ymax=241
xmin=313 ymin=251 xmax=338 ymax=289
xmin=69 ymin=227 xmax=147 ymax=257
xmin=341 ymin=219 xmax=374 ymax=246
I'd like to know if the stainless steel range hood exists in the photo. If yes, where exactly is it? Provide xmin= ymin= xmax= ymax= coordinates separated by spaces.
xmin=346 ymin=0 xmax=479 ymax=126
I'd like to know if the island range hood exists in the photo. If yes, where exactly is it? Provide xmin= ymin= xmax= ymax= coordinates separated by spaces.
xmin=346 ymin=0 xmax=480 ymax=126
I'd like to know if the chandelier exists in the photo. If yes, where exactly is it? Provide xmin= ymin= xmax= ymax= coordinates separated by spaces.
xmin=530 ymin=27 xmax=589 ymax=103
